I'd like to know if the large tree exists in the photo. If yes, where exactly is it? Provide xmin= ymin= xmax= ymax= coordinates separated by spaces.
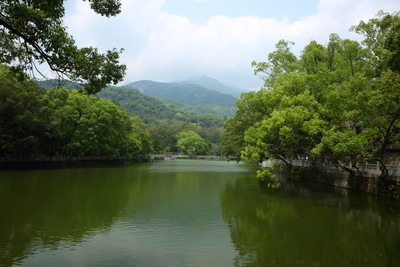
xmin=176 ymin=130 xmax=210 ymax=156
xmin=0 ymin=0 xmax=126 ymax=94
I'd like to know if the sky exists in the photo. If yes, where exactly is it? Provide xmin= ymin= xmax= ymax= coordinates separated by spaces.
xmin=62 ymin=0 xmax=400 ymax=91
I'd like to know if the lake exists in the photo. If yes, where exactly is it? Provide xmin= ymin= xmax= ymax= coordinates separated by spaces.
xmin=1 ymin=160 xmax=400 ymax=267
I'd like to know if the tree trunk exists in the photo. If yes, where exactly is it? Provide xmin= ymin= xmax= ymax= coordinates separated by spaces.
xmin=275 ymin=154 xmax=293 ymax=167
xmin=373 ymin=158 xmax=389 ymax=179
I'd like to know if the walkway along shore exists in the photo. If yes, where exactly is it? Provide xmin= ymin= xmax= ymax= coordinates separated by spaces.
xmin=0 ymin=155 xmax=150 ymax=169
xmin=0 ymin=154 xmax=222 ymax=169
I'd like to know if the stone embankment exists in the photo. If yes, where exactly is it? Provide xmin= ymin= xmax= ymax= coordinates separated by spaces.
xmin=262 ymin=159 xmax=400 ymax=200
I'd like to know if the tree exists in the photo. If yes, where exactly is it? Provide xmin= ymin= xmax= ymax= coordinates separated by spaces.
xmin=350 ymin=10 xmax=400 ymax=77
xmin=221 ymin=89 xmax=270 ymax=161
xmin=128 ymin=117 xmax=153 ymax=157
xmin=0 ymin=64 xmax=51 ymax=156
xmin=0 ymin=0 xmax=126 ymax=94
xmin=176 ymin=131 xmax=209 ymax=156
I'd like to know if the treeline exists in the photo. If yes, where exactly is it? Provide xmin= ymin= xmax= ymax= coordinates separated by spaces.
xmin=221 ymin=11 xmax=400 ymax=185
xmin=147 ymin=121 xmax=224 ymax=155
xmin=0 ymin=65 xmax=151 ymax=159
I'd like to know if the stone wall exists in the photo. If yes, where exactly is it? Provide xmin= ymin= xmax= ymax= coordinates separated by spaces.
xmin=289 ymin=166 xmax=400 ymax=200
xmin=383 ymin=151 xmax=400 ymax=166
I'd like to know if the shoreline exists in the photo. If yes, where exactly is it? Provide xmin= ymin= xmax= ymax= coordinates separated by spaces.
xmin=281 ymin=165 xmax=400 ymax=200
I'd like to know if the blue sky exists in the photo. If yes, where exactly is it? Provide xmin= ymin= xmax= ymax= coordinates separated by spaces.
xmin=62 ymin=0 xmax=400 ymax=91
xmin=161 ymin=0 xmax=319 ymax=23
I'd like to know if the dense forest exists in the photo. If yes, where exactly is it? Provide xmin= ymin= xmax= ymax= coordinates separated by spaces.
xmin=0 ymin=65 xmax=152 ymax=159
xmin=221 ymin=11 xmax=400 ymax=186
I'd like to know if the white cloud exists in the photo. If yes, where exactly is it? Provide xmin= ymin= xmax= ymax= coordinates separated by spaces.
xmin=62 ymin=0 xmax=400 ymax=90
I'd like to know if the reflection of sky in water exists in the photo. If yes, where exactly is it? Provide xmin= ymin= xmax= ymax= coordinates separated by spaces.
xmin=142 ymin=159 xmax=254 ymax=173
xmin=22 ymin=217 xmax=236 ymax=267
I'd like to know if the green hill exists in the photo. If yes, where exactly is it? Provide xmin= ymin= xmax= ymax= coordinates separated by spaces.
xmin=126 ymin=80 xmax=238 ymax=108
xmin=97 ymin=86 xmax=227 ymax=127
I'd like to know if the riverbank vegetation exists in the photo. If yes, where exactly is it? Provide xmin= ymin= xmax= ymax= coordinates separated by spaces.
xmin=221 ymin=11 xmax=400 ymax=186
xmin=0 ymin=64 xmax=152 ymax=159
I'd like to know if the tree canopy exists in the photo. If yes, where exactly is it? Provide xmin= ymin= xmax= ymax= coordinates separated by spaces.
xmin=222 ymin=11 xmax=400 ymax=184
xmin=0 ymin=0 xmax=126 ymax=94
xmin=176 ymin=130 xmax=210 ymax=156
xmin=0 ymin=64 xmax=151 ymax=158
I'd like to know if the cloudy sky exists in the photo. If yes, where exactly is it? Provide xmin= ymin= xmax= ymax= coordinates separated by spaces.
xmin=63 ymin=0 xmax=400 ymax=91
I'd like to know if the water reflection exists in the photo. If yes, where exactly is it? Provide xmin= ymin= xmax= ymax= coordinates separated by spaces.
xmin=0 ymin=165 xmax=148 ymax=267
xmin=1 ymin=161 xmax=400 ymax=267
xmin=0 ymin=160 xmax=249 ymax=267
xmin=220 ymin=172 xmax=400 ymax=267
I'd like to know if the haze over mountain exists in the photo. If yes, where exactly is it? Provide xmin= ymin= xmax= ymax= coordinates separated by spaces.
xmin=180 ymin=75 xmax=245 ymax=98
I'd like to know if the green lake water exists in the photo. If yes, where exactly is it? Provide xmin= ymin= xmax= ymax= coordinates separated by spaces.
xmin=0 ymin=160 xmax=400 ymax=267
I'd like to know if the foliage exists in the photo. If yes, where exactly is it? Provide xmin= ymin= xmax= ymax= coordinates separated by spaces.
xmin=222 ymin=11 xmax=400 ymax=181
xmin=0 ymin=64 xmax=152 ymax=158
xmin=0 ymin=64 xmax=47 ymax=156
xmin=97 ymin=85 xmax=227 ymax=127
xmin=176 ymin=130 xmax=210 ymax=156
xmin=0 ymin=0 xmax=125 ymax=94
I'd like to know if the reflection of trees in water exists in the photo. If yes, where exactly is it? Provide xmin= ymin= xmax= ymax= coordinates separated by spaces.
xmin=220 ymin=175 xmax=400 ymax=267
xmin=0 ymin=166 xmax=148 ymax=267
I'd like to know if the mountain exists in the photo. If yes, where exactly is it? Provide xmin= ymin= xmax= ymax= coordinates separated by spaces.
xmin=182 ymin=75 xmax=241 ymax=98
xmin=126 ymin=80 xmax=238 ymax=108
